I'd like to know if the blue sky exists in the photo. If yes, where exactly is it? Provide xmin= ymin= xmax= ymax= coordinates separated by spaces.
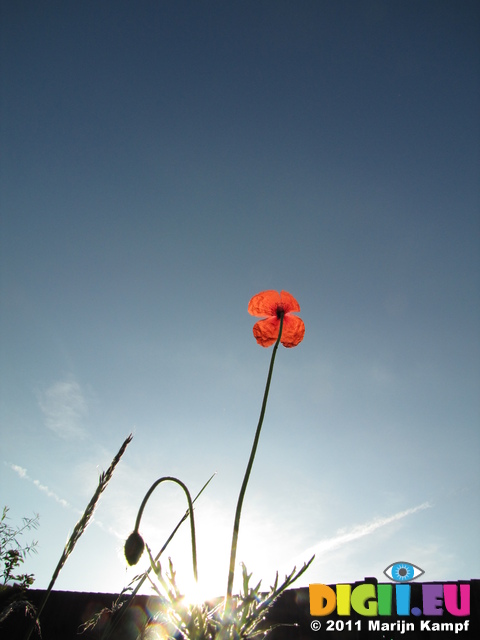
xmin=1 ymin=1 xmax=479 ymax=599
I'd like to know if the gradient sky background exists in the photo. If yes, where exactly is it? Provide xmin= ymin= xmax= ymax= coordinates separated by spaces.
xmin=1 ymin=1 xmax=479 ymax=600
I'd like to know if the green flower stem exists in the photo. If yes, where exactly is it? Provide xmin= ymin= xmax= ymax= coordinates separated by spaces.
xmin=226 ymin=313 xmax=284 ymax=605
xmin=135 ymin=476 xmax=198 ymax=582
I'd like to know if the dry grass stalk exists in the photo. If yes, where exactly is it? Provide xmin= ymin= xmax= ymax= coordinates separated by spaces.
xmin=24 ymin=433 xmax=133 ymax=640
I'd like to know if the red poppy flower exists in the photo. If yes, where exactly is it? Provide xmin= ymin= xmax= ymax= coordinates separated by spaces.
xmin=248 ymin=290 xmax=305 ymax=348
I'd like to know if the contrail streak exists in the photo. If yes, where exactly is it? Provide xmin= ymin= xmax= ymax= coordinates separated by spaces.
xmin=298 ymin=501 xmax=432 ymax=561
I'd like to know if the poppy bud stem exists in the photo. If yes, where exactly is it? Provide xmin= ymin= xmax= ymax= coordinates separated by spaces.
xmin=133 ymin=476 xmax=198 ymax=583
xmin=225 ymin=314 xmax=284 ymax=608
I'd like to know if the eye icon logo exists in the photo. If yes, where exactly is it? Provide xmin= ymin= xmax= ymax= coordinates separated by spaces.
xmin=383 ymin=561 xmax=425 ymax=582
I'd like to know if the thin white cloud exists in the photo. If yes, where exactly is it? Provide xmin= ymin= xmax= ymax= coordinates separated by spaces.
xmin=37 ymin=377 xmax=88 ymax=439
xmin=7 ymin=462 xmax=71 ymax=508
xmin=7 ymin=462 xmax=122 ymax=537
xmin=298 ymin=502 xmax=432 ymax=561
xmin=11 ymin=464 xmax=27 ymax=478
xmin=33 ymin=479 xmax=70 ymax=508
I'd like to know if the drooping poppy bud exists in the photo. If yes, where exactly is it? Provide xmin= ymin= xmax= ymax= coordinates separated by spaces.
xmin=124 ymin=531 xmax=145 ymax=566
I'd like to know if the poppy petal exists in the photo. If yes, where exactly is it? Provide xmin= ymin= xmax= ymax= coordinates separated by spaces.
xmin=280 ymin=315 xmax=305 ymax=348
xmin=248 ymin=290 xmax=281 ymax=317
xmin=252 ymin=317 xmax=281 ymax=347
xmin=279 ymin=290 xmax=301 ymax=313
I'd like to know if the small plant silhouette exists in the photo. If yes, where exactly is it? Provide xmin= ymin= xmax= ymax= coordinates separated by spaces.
xmin=0 ymin=506 xmax=39 ymax=589
xmin=0 ymin=507 xmax=39 ymax=629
